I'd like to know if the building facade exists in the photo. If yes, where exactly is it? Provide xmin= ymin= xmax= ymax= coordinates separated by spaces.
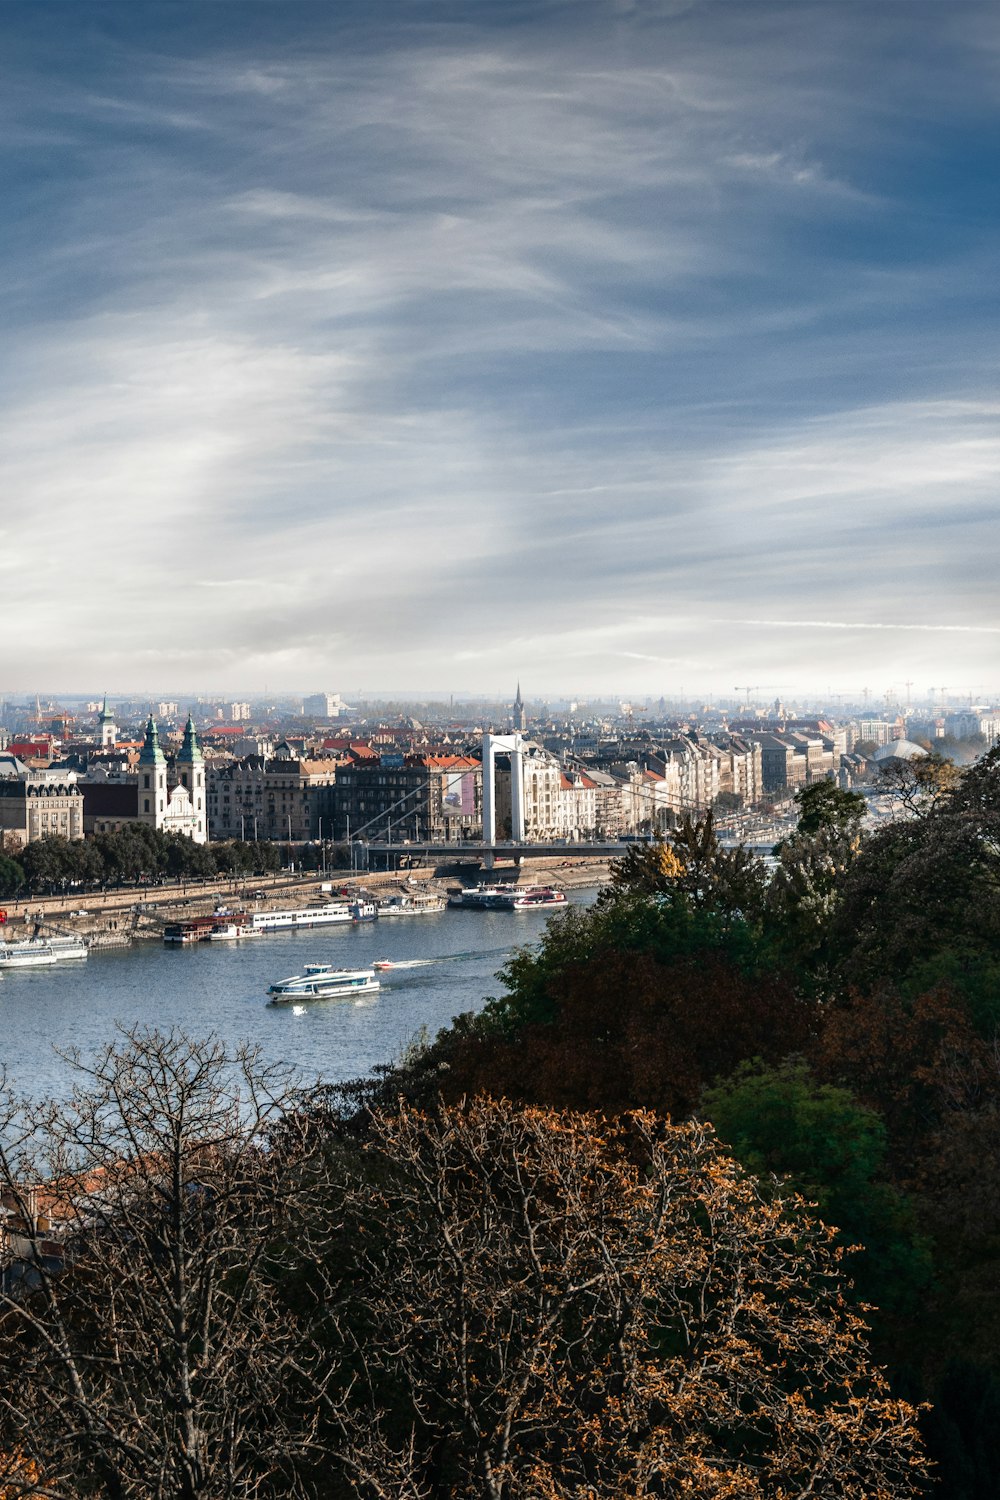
xmin=206 ymin=749 xmax=338 ymax=843
xmin=0 ymin=764 xmax=84 ymax=849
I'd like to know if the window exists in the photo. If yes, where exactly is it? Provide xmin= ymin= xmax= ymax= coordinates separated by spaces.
xmin=143 ymin=774 xmax=150 ymax=789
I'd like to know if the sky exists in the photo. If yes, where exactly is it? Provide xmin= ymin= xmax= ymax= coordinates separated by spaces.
xmin=2 ymin=0 xmax=999 ymax=702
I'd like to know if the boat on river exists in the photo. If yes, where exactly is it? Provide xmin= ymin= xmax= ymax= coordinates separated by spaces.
xmin=164 ymin=910 xmax=251 ymax=944
xmin=376 ymin=893 xmax=446 ymax=917
xmin=447 ymin=884 xmax=519 ymax=910
xmin=504 ymin=886 xmax=568 ymax=910
xmin=0 ymin=936 xmax=88 ymax=969
xmin=267 ymin=965 xmax=380 ymax=1003
xmin=206 ymin=921 xmax=261 ymax=941
xmin=251 ymin=900 xmax=377 ymax=933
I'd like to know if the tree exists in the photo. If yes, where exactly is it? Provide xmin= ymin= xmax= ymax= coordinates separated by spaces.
xmin=702 ymin=1058 xmax=931 ymax=1321
xmin=20 ymin=837 xmax=77 ymax=894
xmin=874 ymin=753 xmax=959 ymax=819
xmin=329 ymin=1098 xmax=926 ymax=1500
xmin=792 ymin=780 xmax=866 ymax=837
xmin=828 ymin=816 xmax=1000 ymax=1019
xmin=436 ymin=944 xmax=810 ymax=1118
xmin=607 ymin=814 xmax=770 ymax=916
xmin=0 ymin=855 xmax=24 ymax=898
xmin=0 ymin=1030 xmax=332 ymax=1500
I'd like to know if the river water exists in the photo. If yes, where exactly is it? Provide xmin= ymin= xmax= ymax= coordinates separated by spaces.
xmin=0 ymin=890 xmax=597 ymax=1100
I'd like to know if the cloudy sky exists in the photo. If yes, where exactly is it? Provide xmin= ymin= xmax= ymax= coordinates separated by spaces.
xmin=3 ymin=0 xmax=999 ymax=701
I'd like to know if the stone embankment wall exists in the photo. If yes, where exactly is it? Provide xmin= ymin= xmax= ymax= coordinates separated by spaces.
xmin=2 ymin=858 xmax=609 ymax=946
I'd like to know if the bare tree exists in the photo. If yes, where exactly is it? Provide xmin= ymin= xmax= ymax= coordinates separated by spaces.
xmin=0 ymin=1029 xmax=334 ymax=1500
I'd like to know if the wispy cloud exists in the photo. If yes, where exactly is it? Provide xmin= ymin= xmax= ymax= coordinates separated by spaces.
xmin=1 ymin=2 xmax=999 ymax=694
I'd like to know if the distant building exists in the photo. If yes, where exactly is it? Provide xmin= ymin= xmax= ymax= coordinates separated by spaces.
xmin=855 ymin=719 xmax=904 ymax=747
xmin=206 ymin=748 xmax=338 ymax=843
xmin=332 ymin=756 xmax=482 ymax=844
xmin=303 ymin=692 xmax=349 ymax=719
xmin=0 ymin=757 xmax=84 ymax=849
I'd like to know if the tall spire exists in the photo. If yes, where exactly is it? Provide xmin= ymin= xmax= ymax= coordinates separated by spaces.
xmin=138 ymin=714 xmax=165 ymax=766
xmin=177 ymin=713 xmax=203 ymax=763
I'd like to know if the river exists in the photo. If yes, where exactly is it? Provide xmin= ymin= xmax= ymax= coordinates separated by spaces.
xmin=0 ymin=889 xmax=598 ymax=1100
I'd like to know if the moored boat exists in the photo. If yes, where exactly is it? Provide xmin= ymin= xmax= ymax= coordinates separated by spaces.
xmin=505 ymin=886 xmax=568 ymax=910
xmin=447 ymin=884 xmax=519 ymax=910
xmin=206 ymin=921 xmax=262 ymax=941
xmin=377 ymin=893 xmax=447 ymax=917
xmin=164 ymin=910 xmax=251 ymax=944
xmin=0 ymin=936 xmax=88 ymax=969
xmin=251 ymin=900 xmax=377 ymax=933
xmin=267 ymin=965 xmax=380 ymax=1003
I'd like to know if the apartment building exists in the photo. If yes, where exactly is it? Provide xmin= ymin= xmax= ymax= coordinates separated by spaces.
xmin=206 ymin=748 xmax=337 ymax=843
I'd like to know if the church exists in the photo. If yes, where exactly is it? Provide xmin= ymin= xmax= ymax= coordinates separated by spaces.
xmin=83 ymin=715 xmax=207 ymax=843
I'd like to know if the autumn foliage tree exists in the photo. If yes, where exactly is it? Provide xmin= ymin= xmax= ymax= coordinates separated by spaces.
xmin=327 ymin=1097 xmax=926 ymax=1500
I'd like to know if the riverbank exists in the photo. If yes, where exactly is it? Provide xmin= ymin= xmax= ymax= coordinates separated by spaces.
xmin=1 ymin=856 xmax=610 ymax=945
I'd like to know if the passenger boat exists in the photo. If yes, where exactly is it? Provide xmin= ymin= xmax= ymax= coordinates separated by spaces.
xmin=447 ymin=884 xmax=519 ymax=910
xmin=376 ymin=893 xmax=447 ymax=917
xmin=206 ymin=921 xmax=261 ymax=941
xmin=505 ymin=886 xmax=568 ymax=910
xmin=250 ymin=900 xmax=377 ymax=933
xmin=267 ymin=965 xmax=380 ymax=1003
xmin=0 ymin=936 xmax=88 ymax=969
xmin=164 ymin=910 xmax=251 ymax=944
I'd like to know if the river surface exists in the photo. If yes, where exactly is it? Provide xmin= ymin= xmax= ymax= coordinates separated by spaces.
xmin=0 ymin=890 xmax=597 ymax=1100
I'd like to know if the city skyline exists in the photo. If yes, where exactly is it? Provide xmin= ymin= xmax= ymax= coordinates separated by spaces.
xmin=3 ymin=1 xmax=999 ymax=693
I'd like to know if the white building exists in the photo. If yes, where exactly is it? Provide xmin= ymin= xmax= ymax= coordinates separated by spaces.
xmin=303 ymin=692 xmax=350 ymax=719
xmin=136 ymin=715 xmax=207 ymax=843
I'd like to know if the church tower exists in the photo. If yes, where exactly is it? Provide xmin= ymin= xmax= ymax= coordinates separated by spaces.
xmin=137 ymin=715 xmax=167 ymax=828
xmin=176 ymin=714 xmax=207 ymax=843
xmin=513 ymin=682 xmax=527 ymax=732
xmin=98 ymin=695 xmax=117 ymax=748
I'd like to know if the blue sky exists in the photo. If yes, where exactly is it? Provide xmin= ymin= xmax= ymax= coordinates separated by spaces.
xmin=2 ymin=0 xmax=999 ymax=701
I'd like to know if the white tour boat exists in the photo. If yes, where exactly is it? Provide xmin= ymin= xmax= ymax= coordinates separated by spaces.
xmin=0 ymin=936 xmax=89 ymax=969
xmin=267 ymin=965 xmax=380 ymax=1004
xmin=251 ymin=900 xmax=377 ymax=933
xmin=376 ymin=893 xmax=447 ymax=917
xmin=447 ymin=884 xmax=519 ymax=910
xmin=206 ymin=921 xmax=262 ymax=941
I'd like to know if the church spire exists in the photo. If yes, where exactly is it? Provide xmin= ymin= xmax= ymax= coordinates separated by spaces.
xmin=177 ymin=713 xmax=203 ymax=764
xmin=138 ymin=714 xmax=166 ymax=766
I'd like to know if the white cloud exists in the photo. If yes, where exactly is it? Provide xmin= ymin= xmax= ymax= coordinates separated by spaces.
xmin=2 ymin=6 xmax=999 ymax=696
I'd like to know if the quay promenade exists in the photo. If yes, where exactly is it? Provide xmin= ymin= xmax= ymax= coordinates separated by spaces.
xmin=0 ymin=856 xmax=610 ymax=945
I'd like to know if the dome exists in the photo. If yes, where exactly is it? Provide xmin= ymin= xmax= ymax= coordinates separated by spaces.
xmin=872 ymin=739 xmax=928 ymax=763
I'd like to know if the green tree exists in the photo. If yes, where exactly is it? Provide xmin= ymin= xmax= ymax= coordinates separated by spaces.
xmin=20 ymin=836 xmax=77 ymax=892
xmin=606 ymin=813 xmax=769 ymax=928
xmin=702 ymin=1059 xmax=931 ymax=1321
xmin=792 ymin=780 xmax=866 ymax=837
xmin=0 ymin=855 xmax=24 ymax=897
